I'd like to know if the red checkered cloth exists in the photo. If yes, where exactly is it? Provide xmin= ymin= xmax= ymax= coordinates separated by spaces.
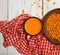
xmin=0 ymin=14 xmax=60 ymax=55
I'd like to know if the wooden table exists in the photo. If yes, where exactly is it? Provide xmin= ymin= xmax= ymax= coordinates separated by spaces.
xmin=0 ymin=0 xmax=60 ymax=55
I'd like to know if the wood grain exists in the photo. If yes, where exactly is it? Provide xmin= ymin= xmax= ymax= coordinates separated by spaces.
xmin=0 ymin=0 xmax=60 ymax=55
xmin=0 ymin=0 xmax=8 ymax=55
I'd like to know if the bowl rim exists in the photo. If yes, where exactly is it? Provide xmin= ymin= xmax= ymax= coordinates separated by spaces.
xmin=23 ymin=17 xmax=42 ymax=36
xmin=42 ymin=8 xmax=60 ymax=45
